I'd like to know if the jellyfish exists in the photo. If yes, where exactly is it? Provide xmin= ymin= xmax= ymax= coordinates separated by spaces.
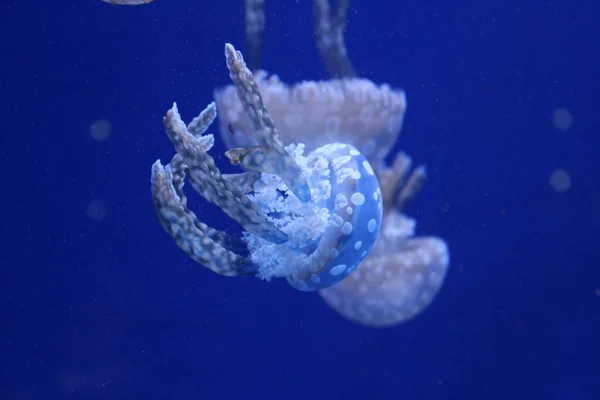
xmin=151 ymin=43 xmax=383 ymax=291
xmin=101 ymin=0 xmax=155 ymax=5
xmin=214 ymin=0 xmax=450 ymax=326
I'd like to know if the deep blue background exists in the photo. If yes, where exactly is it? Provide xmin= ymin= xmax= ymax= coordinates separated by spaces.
xmin=1 ymin=0 xmax=598 ymax=399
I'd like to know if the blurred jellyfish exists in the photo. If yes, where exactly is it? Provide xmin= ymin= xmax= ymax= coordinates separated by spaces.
xmin=552 ymin=107 xmax=573 ymax=131
xmin=86 ymin=199 xmax=108 ymax=222
xmin=89 ymin=119 xmax=112 ymax=141
xmin=101 ymin=0 xmax=155 ymax=5
xmin=549 ymin=168 xmax=572 ymax=192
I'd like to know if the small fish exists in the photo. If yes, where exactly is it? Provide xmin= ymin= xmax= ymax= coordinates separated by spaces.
xmin=102 ymin=0 xmax=155 ymax=5
xmin=227 ymin=123 xmax=235 ymax=135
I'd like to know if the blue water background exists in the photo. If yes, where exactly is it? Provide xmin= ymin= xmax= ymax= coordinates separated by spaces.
xmin=1 ymin=0 xmax=598 ymax=399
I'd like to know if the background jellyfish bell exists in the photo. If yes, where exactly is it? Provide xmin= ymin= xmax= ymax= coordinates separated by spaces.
xmin=320 ymin=211 xmax=450 ymax=328
xmin=214 ymin=74 xmax=407 ymax=166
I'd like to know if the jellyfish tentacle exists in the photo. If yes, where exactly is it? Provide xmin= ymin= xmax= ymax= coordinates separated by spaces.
xmin=151 ymin=160 xmax=257 ymax=276
xmin=157 ymin=155 xmax=250 ymax=256
xmin=395 ymin=165 xmax=426 ymax=211
xmin=167 ymin=154 xmax=191 ymax=205
xmin=163 ymin=102 xmax=288 ymax=244
xmin=186 ymin=101 xmax=218 ymax=138
xmin=375 ymin=152 xmax=427 ymax=212
xmin=224 ymin=43 xmax=312 ymax=203
xmin=376 ymin=152 xmax=412 ymax=207
xmin=313 ymin=0 xmax=356 ymax=79
xmin=242 ymin=0 xmax=356 ymax=79
xmin=221 ymin=172 xmax=262 ymax=194
xmin=244 ymin=0 xmax=266 ymax=72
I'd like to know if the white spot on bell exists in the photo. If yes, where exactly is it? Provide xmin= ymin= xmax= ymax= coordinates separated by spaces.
xmin=330 ymin=264 xmax=347 ymax=276
xmin=367 ymin=219 xmax=376 ymax=233
xmin=330 ymin=248 xmax=339 ymax=259
xmin=335 ymin=193 xmax=348 ymax=208
xmin=351 ymin=192 xmax=365 ymax=206
xmin=363 ymin=160 xmax=374 ymax=175
xmin=341 ymin=221 xmax=353 ymax=235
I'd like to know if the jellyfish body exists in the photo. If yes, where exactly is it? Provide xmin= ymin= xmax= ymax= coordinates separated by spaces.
xmin=244 ymin=141 xmax=382 ymax=291
xmin=150 ymin=44 xmax=382 ymax=291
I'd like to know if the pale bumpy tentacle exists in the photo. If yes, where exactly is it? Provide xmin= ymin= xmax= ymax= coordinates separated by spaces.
xmin=163 ymin=102 xmax=288 ymax=244
xmin=224 ymin=44 xmax=312 ymax=203
xmin=163 ymin=154 xmax=249 ymax=256
xmin=377 ymin=152 xmax=427 ymax=212
xmin=221 ymin=172 xmax=262 ymax=194
xmin=186 ymin=102 xmax=219 ymax=138
xmin=151 ymin=160 xmax=257 ymax=276
xmin=242 ymin=0 xmax=355 ymax=78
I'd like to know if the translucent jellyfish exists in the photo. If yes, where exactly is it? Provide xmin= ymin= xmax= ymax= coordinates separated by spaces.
xmin=214 ymin=0 xmax=450 ymax=326
xmin=101 ymin=0 xmax=154 ymax=5
xmin=150 ymin=44 xmax=382 ymax=291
